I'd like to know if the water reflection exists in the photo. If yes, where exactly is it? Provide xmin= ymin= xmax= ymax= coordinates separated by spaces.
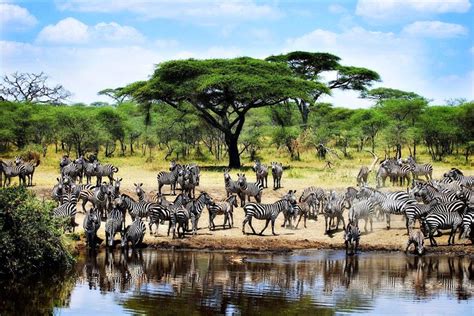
xmin=68 ymin=250 xmax=473 ymax=315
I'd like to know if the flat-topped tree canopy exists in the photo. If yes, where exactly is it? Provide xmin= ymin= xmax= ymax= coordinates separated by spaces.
xmin=266 ymin=52 xmax=380 ymax=125
xmin=121 ymin=56 xmax=328 ymax=167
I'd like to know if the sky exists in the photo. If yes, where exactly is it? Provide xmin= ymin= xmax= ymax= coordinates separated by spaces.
xmin=1 ymin=0 xmax=473 ymax=107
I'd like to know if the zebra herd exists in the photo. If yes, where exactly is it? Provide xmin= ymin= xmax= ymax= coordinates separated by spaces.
xmin=375 ymin=156 xmax=433 ymax=188
xmin=6 ymin=152 xmax=469 ymax=255
xmin=0 ymin=156 xmax=40 ymax=187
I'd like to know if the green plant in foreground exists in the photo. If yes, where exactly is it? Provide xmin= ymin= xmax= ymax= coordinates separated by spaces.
xmin=0 ymin=187 xmax=75 ymax=278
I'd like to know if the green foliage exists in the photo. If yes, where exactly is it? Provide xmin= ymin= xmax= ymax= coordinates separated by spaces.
xmin=362 ymin=87 xmax=423 ymax=104
xmin=0 ymin=187 xmax=75 ymax=278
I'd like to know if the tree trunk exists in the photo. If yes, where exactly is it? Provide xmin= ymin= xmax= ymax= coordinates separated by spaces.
xmin=413 ymin=140 xmax=417 ymax=160
xmin=297 ymin=100 xmax=309 ymax=128
xmin=371 ymin=136 xmax=375 ymax=153
xmin=226 ymin=134 xmax=241 ymax=168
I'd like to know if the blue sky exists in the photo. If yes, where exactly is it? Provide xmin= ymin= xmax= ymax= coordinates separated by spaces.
xmin=1 ymin=0 xmax=473 ymax=106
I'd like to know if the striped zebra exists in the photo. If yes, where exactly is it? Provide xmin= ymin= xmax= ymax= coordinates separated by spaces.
xmin=376 ymin=161 xmax=390 ymax=188
xmin=324 ymin=191 xmax=350 ymax=234
xmin=1 ymin=160 xmax=25 ymax=186
xmin=406 ymin=156 xmax=433 ymax=181
xmin=93 ymin=161 xmax=119 ymax=185
xmin=443 ymin=168 xmax=474 ymax=188
xmin=105 ymin=207 xmax=124 ymax=247
xmin=299 ymin=186 xmax=326 ymax=219
xmin=404 ymin=200 xmax=440 ymax=233
xmin=157 ymin=160 xmax=180 ymax=195
xmin=368 ymin=189 xmax=416 ymax=229
xmin=237 ymin=173 xmax=263 ymax=207
xmin=15 ymin=157 xmax=40 ymax=186
xmin=252 ymin=160 xmax=268 ymax=188
xmin=186 ymin=163 xmax=201 ymax=186
xmin=59 ymin=155 xmax=72 ymax=170
xmin=348 ymin=199 xmax=376 ymax=233
xmin=422 ymin=201 xmax=466 ymax=246
xmin=281 ymin=192 xmax=298 ymax=229
xmin=121 ymin=219 xmax=146 ymax=248
xmin=223 ymin=168 xmax=241 ymax=197
xmin=115 ymin=194 xmax=154 ymax=221
xmin=207 ymin=195 xmax=238 ymax=230
xmin=182 ymin=167 xmax=198 ymax=198
xmin=405 ymin=228 xmax=425 ymax=255
xmin=52 ymin=191 xmax=78 ymax=232
xmin=413 ymin=182 xmax=460 ymax=204
xmin=357 ymin=166 xmax=370 ymax=187
xmin=52 ymin=177 xmax=66 ymax=204
xmin=271 ymin=162 xmax=283 ymax=190
xmin=186 ymin=192 xmax=213 ymax=235
xmin=460 ymin=210 xmax=474 ymax=242
xmin=294 ymin=192 xmax=318 ymax=229
xmin=134 ymin=183 xmax=146 ymax=201
xmin=84 ymin=160 xmax=99 ymax=184
xmin=62 ymin=156 xmax=85 ymax=183
xmin=79 ymin=182 xmax=109 ymax=219
xmin=107 ymin=178 xmax=122 ymax=211
xmin=344 ymin=221 xmax=360 ymax=255
xmin=148 ymin=193 xmax=190 ymax=236
xmin=242 ymin=190 xmax=296 ymax=236
xmin=170 ymin=206 xmax=191 ymax=239
xmin=83 ymin=207 xmax=101 ymax=248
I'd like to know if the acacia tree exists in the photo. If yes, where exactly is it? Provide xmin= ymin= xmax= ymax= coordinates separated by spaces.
xmin=266 ymin=51 xmax=380 ymax=126
xmin=121 ymin=57 xmax=324 ymax=167
xmin=98 ymin=87 xmax=128 ymax=105
xmin=0 ymin=72 xmax=71 ymax=104
xmin=362 ymin=87 xmax=423 ymax=104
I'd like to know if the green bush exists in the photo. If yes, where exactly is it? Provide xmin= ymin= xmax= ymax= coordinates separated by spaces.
xmin=0 ymin=187 xmax=75 ymax=278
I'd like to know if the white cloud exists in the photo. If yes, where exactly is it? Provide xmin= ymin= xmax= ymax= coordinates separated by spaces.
xmin=36 ymin=18 xmax=144 ymax=44
xmin=284 ymin=26 xmax=473 ymax=107
xmin=56 ymin=0 xmax=282 ymax=21
xmin=0 ymin=3 xmax=37 ymax=30
xmin=403 ymin=21 xmax=468 ymax=38
xmin=356 ymin=0 xmax=471 ymax=20
xmin=37 ymin=17 xmax=89 ymax=44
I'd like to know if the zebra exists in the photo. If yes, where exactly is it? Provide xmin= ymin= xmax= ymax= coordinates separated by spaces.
xmin=324 ymin=191 xmax=350 ymax=234
xmin=237 ymin=173 xmax=263 ymax=207
xmin=406 ymin=156 xmax=433 ymax=181
xmin=107 ymin=178 xmax=122 ymax=211
xmin=84 ymin=160 xmax=99 ymax=184
xmin=52 ymin=191 xmax=78 ymax=232
xmin=52 ymin=177 xmax=67 ymax=204
xmin=115 ymin=194 xmax=154 ymax=222
xmin=223 ymin=168 xmax=241 ymax=197
xmin=83 ymin=207 xmax=101 ymax=248
xmin=460 ymin=210 xmax=474 ymax=242
xmin=105 ymin=207 xmax=124 ymax=247
xmin=59 ymin=155 xmax=72 ymax=170
xmin=404 ymin=200 xmax=440 ymax=233
xmin=121 ymin=219 xmax=146 ymax=248
xmin=157 ymin=160 xmax=180 ymax=195
xmin=376 ymin=162 xmax=390 ymax=188
xmin=15 ymin=156 xmax=40 ymax=186
xmin=1 ymin=160 xmax=25 ymax=186
xmin=170 ymin=206 xmax=192 ymax=239
xmin=348 ymin=199 xmax=376 ymax=234
xmin=443 ymin=168 xmax=474 ymax=188
xmin=357 ymin=166 xmax=370 ymax=187
xmin=299 ymin=186 xmax=326 ymax=219
xmin=185 ymin=192 xmax=213 ymax=235
xmin=413 ymin=182 xmax=460 ymax=204
xmin=93 ymin=161 xmax=119 ymax=185
xmin=186 ymin=163 xmax=201 ymax=186
xmin=207 ymin=195 xmax=238 ymax=230
xmin=368 ymin=189 xmax=416 ymax=229
xmin=281 ymin=191 xmax=298 ymax=229
xmin=405 ymin=228 xmax=425 ymax=255
xmin=422 ymin=201 xmax=466 ymax=246
xmin=134 ymin=183 xmax=146 ymax=201
xmin=148 ymin=193 xmax=190 ymax=236
xmin=242 ymin=190 xmax=296 ymax=236
xmin=295 ymin=192 xmax=318 ymax=229
xmin=344 ymin=221 xmax=360 ymax=255
xmin=79 ymin=182 xmax=109 ymax=219
xmin=271 ymin=162 xmax=283 ymax=190
xmin=252 ymin=160 xmax=268 ymax=188
xmin=61 ymin=156 xmax=85 ymax=183
xmin=182 ymin=167 xmax=198 ymax=198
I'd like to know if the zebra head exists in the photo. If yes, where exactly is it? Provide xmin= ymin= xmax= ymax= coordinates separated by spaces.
xmin=223 ymin=168 xmax=232 ymax=182
xmin=87 ymin=207 xmax=100 ymax=228
xmin=283 ymin=190 xmax=297 ymax=205
xmin=197 ymin=191 xmax=213 ymax=205
xmin=252 ymin=160 xmax=261 ymax=172
xmin=169 ymin=160 xmax=178 ymax=171
xmin=226 ymin=195 xmax=238 ymax=208
xmin=113 ymin=178 xmax=122 ymax=193
xmin=237 ymin=173 xmax=247 ymax=188
xmin=60 ymin=155 xmax=71 ymax=168
xmin=14 ymin=156 xmax=23 ymax=165
xmin=92 ymin=160 xmax=100 ymax=171
xmin=134 ymin=183 xmax=144 ymax=198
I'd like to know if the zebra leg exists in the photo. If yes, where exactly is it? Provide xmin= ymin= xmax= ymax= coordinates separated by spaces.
xmin=247 ymin=217 xmax=257 ymax=235
xmin=386 ymin=214 xmax=391 ymax=230
xmin=260 ymin=219 xmax=270 ymax=235
xmin=364 ymin=219 xmax=368 ymax=234
xmin=271 ymin=219 xmax=278 ymax=236
xmin=230 ymin=211 xmax=234 ymax=228
xmin=296 ymin=213 xmax=302 ymax=229
xmin=240 ymin=193 xmax=246 ymax=207
xmin=339 ymin=215 xmax=345 ymax=231
xmin=242 ymin=216 xmax=249 ymax=234
xmin=324 ymin=216 xmax=329 ymax=234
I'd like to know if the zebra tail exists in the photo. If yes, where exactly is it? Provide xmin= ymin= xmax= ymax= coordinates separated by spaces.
xmin=112 ymin=166 xmax=119 ymax=173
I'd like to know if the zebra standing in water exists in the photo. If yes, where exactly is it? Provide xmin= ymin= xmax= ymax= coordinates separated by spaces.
xmin=223 ymin=168 xmax=241 ymax=197
xmin=121 ymin=219 xmax=146 ymax=248
xmin=15 ymin=157 xmax=40 ymax=186
xmin=157 ymin=160 xmax=180 ymax=195
xmin=344 ymin=221 xmax=360 ymax=255
xmin=93 ymin=161 xmax=119 ymax=185
xmin=406 ymin=156 xmax=433 ymax=181
xmin=237 ymin=173 xmax=263 ymax=207
xmin=242 ymin=190 xmax=297 ymax=236
xmin=53 ymin=191 xmax=79 ymax=232
xmin=252 ymin=160 xmax=268 ymax=188
xmin=105 ymin=207 xmax=124 ymax=247
xmin=422 ymin=200 xmax=466 ymax=246
xmin=207 ymin=195 xmax=238 ymax=230
xmin=271 ymin=162 xmax=283 ymax=190
xmin=83 ymin=207 xmax=101 ymax=248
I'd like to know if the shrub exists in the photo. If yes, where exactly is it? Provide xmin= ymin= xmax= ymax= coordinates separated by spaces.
xmin=0 ymin=187 xmax=75 ymax=278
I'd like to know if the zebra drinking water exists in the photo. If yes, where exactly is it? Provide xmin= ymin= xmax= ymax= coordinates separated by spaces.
xmin=344 ymin=221 xmax=360 ymax=255
xmin=242 ymin=190 xmax=296 ymax=236
xmin=83 ymin=207 xmax=101 ymax=248
xmin=105 ymin=207 xmax=124 ymax=247
xmin=121 ymin=218 xmax=146 ymax=249
xmin=405 ymin=228 xmax=425 ymax=255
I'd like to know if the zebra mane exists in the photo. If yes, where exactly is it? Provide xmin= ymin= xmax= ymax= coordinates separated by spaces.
xmin=121 ymin=193 xmax=136 ymax=202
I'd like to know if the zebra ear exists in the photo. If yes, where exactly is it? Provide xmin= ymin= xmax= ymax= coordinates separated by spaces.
xmin=134 ymin=183 xmax=137 ymax=186
xmin=140 ymin=183 xmax=143 ymax=186
xmin=57 ymin=177 xmax=60 ymax=182
xmin=119 ymin=178 xmax=122 ymax=181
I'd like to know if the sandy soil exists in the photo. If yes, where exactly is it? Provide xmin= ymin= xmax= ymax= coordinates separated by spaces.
xmin=28 ymin=166 xmax=474 ymax=255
